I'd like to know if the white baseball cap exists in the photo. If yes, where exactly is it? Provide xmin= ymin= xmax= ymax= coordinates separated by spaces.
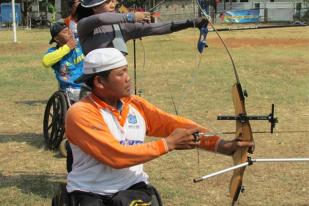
xmin=75 ymin=48 xmax=127 ymax=83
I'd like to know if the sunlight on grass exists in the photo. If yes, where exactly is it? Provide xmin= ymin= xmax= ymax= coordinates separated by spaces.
xmin=0 ymin=27 xmax=308 ymax=205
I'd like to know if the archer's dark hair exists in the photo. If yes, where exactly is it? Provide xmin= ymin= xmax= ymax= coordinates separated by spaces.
xmin=85 ymin=70 xmax=112 ymax=89
xmin=76 ymin=4 xmax=94 ymax=21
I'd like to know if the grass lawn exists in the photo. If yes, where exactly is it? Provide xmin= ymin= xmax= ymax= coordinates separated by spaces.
xmin=0 ymin=25 xmax=308 ymax=205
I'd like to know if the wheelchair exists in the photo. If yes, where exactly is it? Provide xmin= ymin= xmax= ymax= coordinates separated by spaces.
xmin=43 ymin=87 xmax=83 ymax=156
xmin=52 ymin=182 xmax=163 ymax=206
xmin=52 ymin=144 xmax=163 ymax=206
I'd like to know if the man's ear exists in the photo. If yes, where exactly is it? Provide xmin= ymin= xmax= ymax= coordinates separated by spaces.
xmin=93 ymin=76 xmax=105 ymax=89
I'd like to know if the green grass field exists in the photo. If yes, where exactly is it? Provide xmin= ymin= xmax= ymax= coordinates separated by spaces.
xmin=0 ymin=26 xmax=308 ymax=205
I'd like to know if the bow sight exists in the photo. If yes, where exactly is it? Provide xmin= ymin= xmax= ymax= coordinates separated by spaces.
xmin=217 ymin=103 xmax=278 ymax=133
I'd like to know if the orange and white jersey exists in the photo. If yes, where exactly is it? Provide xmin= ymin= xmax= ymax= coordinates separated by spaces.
xmin=65 ymin=93 xmax=220 ymax=195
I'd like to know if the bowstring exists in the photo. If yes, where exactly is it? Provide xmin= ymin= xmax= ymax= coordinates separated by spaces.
xmin=165 ymin=0 xmax=204 ymax=171
xmin=144 ymin=1 xmax=212 ymax=182
xmin=151 ymin=0 xmax=203 ymax=182
xmin=194 ymin=0 xmax=202 ymax=180
xmin=192 ymin=0 xmax=237 ymax=189
xmin=196 ymin=0 xmax=239 ymax=83
xmin=175 ymin=1 xmax=204 ymax=116
xmin=136 ymin=38 xmax=146 ymax=96
xmin=196 ymin=2 xmax=247 ymax=200
xmin=147 ymin=2 xmax=180 ymax=115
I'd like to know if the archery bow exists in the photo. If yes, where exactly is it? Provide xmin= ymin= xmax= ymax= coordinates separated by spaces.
xmin=192 ymin=2 xmax=309 ymax=205
xmin=195 ymin=1 xmax=257 ymax=204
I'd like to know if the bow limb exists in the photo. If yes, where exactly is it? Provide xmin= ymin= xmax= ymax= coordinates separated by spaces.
xmin=196 ymin=0 xmax=255 ymax=204
xmin=196 ymin=0 xmax=239 ymax=81
xmin=230 ymin=83 xmax=254 ymax=205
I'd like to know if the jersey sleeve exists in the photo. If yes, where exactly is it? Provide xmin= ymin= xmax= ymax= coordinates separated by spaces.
xmin=42 ymin=45 xmax=71 ymax=68
xmin=77 ymin=13 xmax=132 ymax=40
xmin=121 ymin=22 xmax=173 ymax=41
xmin=131 ymin=96 xmax=221 ymax=152
xmin=65 ymin=100 xmax=169 ymax=169
xmin=131 ymin=96 xmax=202 ymax=137
xmin=121 ymin=19 xmax=194 ymax=41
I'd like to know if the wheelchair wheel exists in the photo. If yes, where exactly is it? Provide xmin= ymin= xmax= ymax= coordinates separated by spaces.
xmin=43 ymin=91 xmax=68 ymax=150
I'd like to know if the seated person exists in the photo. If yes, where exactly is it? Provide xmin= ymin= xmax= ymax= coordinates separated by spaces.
xmin=42 ymin=22 xmax=84 ymax=102
xmin=65 ymin=48 xmax=254 ymax=206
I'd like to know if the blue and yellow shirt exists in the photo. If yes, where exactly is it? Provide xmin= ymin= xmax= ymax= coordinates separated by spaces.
xmin=43 ymin=43 xmax=84 ymax=90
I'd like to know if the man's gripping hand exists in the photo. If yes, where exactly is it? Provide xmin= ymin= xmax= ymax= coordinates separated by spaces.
xmin=135 ymin=12 xmax=151 ymax=23
xmin=165 ymin=128 xmax=200 ymax=151
xmin=217 ymin=137 xmax=255 ymax=156
xmin=66 ymin=38 xmax=77 ymax=50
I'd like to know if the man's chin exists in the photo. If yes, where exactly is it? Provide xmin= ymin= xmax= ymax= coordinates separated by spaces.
xmin=122 ymin=91 xmax=132 ymax=98
xmin=125 ymin=92 xmax=132 ymax=97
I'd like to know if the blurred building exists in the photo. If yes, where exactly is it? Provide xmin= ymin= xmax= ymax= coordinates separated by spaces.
xmin=0 ymin=0 xmax=68 ymax=27
xmin=1 ymin=0 xmax=308 ymax=26
xmin=150 ymin=0 xmax=309 ymax=23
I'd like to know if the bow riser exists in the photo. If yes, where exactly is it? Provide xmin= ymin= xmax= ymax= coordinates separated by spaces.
xmin=230 ymin=83 xmax=254 ymax=203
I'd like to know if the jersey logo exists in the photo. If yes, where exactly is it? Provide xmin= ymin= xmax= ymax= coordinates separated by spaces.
xmin=128 ymin=114 xmax=137 ymax=124
xmin=120 ymin=140 xmax=143 ymax=145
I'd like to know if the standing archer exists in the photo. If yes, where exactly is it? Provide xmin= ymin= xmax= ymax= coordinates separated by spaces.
xmin=77 ymin=0 xmax=209 ymax=55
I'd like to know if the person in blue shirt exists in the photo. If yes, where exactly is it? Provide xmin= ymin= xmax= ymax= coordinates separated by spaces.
xmin=42 ymin=22 xmax=85 ymax=102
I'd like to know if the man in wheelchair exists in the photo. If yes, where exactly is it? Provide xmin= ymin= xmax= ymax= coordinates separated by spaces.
xmin=56 ymin=48 xmax=254 ymax=206
xmin=42 ymin=22 xmax=85 ymax=102
xmin=42 ymin=22 xmax=89 ymax=151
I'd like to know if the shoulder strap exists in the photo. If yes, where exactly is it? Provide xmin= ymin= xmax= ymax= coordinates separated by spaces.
xmin=112 ymin=24 xmax=128 ymax=55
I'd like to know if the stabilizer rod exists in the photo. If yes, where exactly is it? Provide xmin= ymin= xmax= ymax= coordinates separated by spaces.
xmin=193 ymin=157 xmax=309 ymax=183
